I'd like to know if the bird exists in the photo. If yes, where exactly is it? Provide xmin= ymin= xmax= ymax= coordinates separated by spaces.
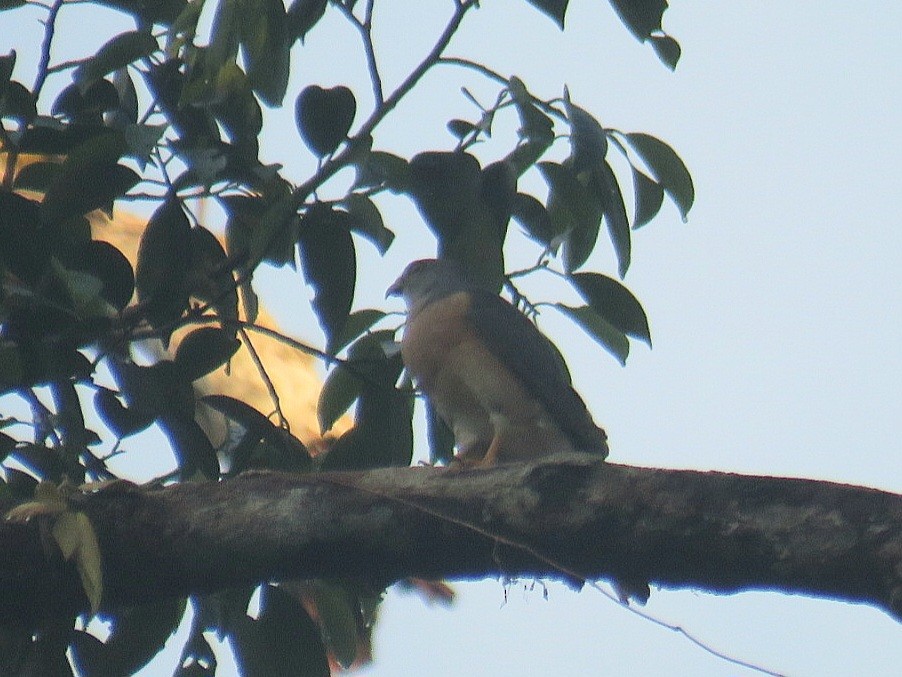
xmin=387 ymin=258 xmax=609 ymax=466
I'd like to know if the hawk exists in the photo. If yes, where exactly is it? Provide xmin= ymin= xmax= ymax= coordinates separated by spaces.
xmin=388 ymin=258 xmax=608 ymax=466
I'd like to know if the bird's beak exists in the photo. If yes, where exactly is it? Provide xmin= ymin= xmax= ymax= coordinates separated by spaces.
xmin=386 ymin=277 xmax=403 ymax=298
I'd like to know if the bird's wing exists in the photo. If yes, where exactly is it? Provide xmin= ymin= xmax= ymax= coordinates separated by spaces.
xmin=467 ymin=290 xmax=608 ymax=456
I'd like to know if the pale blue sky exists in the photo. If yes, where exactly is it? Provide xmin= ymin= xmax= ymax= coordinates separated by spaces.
xmin=3 ymin=1 xmax=901 ymax=675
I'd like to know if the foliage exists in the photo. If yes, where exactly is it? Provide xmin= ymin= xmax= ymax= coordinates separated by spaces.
xmin=0 ymin=0 xmax=692 ymax=674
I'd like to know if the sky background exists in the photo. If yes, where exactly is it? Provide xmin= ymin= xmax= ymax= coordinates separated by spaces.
xmin=4 ymin=1 xmax=901 ymax=675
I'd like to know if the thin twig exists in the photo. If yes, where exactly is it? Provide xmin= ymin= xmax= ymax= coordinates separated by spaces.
xmin=45 ymin=57 xmax=88 ymax=75
xmin=33 ymin=0 xmax=65 ymax=103
xmin=21 ymin=389 xmax=61 ymax=447
xmin=338 ymin=0 xmax=384 ymax=107
xmin=506 ymin=260 xmax=550 ymax=279
xmin=236 ymin=325 xmax=289 ymax=430
xmin=439 ymin=56 xmax=508 ymax=85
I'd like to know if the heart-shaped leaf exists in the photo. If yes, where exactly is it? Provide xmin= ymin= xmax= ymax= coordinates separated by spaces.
xmin=295 ymin=85 xmax=356 ymax=156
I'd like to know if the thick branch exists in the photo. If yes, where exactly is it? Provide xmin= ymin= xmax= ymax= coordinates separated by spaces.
xmin=1 ymin=455 xmax=900 ymax=628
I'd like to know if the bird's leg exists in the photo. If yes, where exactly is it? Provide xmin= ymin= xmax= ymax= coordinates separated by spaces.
xmin=449 ymin=440 xmax=491 ymax=469
xmin=479 ymin=433 xmax=503 ymax=467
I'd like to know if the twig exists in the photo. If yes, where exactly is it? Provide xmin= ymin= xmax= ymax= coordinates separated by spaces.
xmin=338 ymin=0 xmax=383 ymax=107
xmin=437 ymin=56 xmax=567 ymax=122
xmin=506 ymin=260 xmax=550 ymax=279
xmin=45 ymin=57 xmax=88 ymax=75
xmin=236 ymin=325 xmax=289 ymax=430
xmin=21 ymin=388 xmax=61 ymax=447
xmin=438 ymin=56 xmax=508 ymax=85
xmin=33 ymin=0 xmax=65 ymax=103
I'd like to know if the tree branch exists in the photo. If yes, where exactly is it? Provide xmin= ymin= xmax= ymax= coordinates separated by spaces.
xmin=2 ymin=455 xmax=899 ymax=628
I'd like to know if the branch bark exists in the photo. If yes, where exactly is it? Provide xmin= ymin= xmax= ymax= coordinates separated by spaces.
xmin=2 ymin=454 xmax=900 ymax=628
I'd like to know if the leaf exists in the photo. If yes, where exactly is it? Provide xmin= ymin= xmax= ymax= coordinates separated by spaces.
xmin=0 ymin=50 xmax=16 ymax=93
xmin=569 ymin=272 xmax=651 ymax=344
xmin=539 ymin=161 xmax=603 ymax=272
xmin=406 ymin=150 xmax=482 ymax=244
xmin=524 ymin=0 xmax=569 ymax=29
xmin=93 ymin=387 xmax=152 ymax=438
xmin=54 ymin=80 xmax=120 ymax=125
xmin=507 ymin=76 xmax=555 ymax=155
xmin=72 ymin=598 xmax=187 ymax=677
xmin=91 ymin=0 xmax=185 ymax=25
xmin=0 ymin=343 xmax=24 ymax=394
xmin=295 ymin=85 xmax=356 ymax=156
xmin=353 ymin=151 xmax=409 ymax=192
xmin=201 ymin=395 xmax=310 ymax=473
xmin=608 ymin=0 xmax=667 ymax=41
xmin=631 ymin=168 xmax=664 ymax=228
xmin=73 ymin=31 xmax=159 ymax=90
xmin=297 ymin=205 xmax=356 ymax=345
xmin=13 ymin=160 xmax=61 ymax=193
xmin=232 ymin=586 xmax=329 ymax=677
xmin=186 ymin=225 xmax=239 ymax=323
xmin=241 ymin=0 xmax=291 ymax=106
xmin=0 ymin=192 xmax=47 ymax=283
xmin=222 ymin=193 xmax=295 ymax=270
xmin=286 ymin=0 xmax=329 ymax=42
xmin=555 ymin=304 xmax=629 ymax=365
xmin=62 ymin=239 xmax=135 ymax=311
xmin=39 ymin=131 xmax=137 ymax=223
xmin=52 ymin=511 xmax=103 ymax=613
xmin=160 ymin=416 xmax=219 ymax=480
xmin=564 ymin=90 xmax=608 ymax=174
xmin=0 ymin=432 xmax=16 ymax=460
xmin=0 ymin=80 xmax=36 ymax=123
xmin=447 ymin=118 xmax=476 ymax=139
xmin=321 ymin=330 xmax=410 ymax=470
xmin=327 ymin=308 xmax=386 ymax=355
xmin=596 ymin=160 xmax=631 ymax=277
xmin=207 ymin=0 xmax=241 ymax=76
xmin=124 ymin=123 xmax=166 ymax=163
xmin=342 ymin=194 xmax=394 ymax=254
xmin=175 ymin=327 xmax=241 ymax=381
xmin=210 ymin=62 xmax=262 ymax=157
xmin=41 ymin=163 xmax=139 ymax=224
xmin=650 ymin=34 xmax=681 ymax=70
xmin=252 ymin=194 xmax=299 ymax=267
xmin=480 ymin=160 xmax=517 ymax=237
xmin=304 ymin=582 xmax=360 ymax=669
xmin=109 ymin=67 xmax=139 ymax=127
xmin=49 ymin=259 xmax=110 ymax=319
xmin=135 ymin=198 xmax=192 ymax=333
xmin=625 ymin=132 xmax=694 ymax=221
xmin=317 ymin=363 xmax=359 ymax=434
xmin=511 ymin=192 xmax=559 ymax=247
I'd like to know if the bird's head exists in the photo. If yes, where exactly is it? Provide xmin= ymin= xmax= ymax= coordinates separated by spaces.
xmin=387 ymin=258 xmax=469 ymax=316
